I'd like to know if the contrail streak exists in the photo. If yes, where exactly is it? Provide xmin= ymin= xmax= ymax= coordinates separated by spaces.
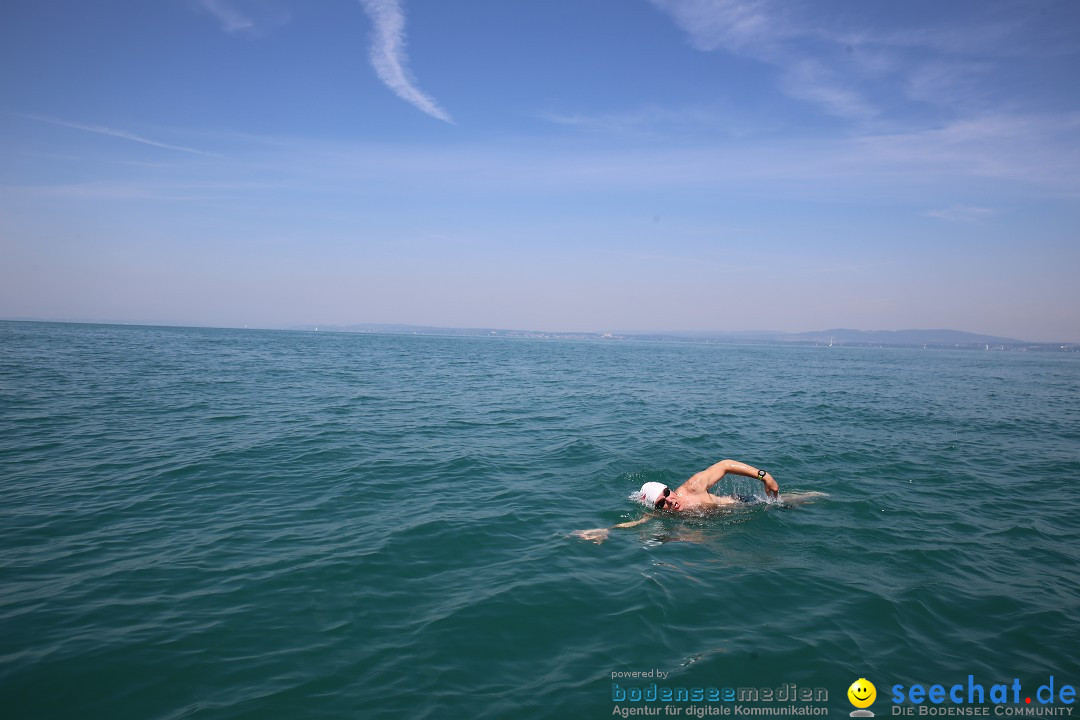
xmin=358 ymin=0 xmax=453 ymax=123
xmin=17 ymin=114 xmax=222 ymax=157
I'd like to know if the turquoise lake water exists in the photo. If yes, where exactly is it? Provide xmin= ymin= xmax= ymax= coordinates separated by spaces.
xmin=2 ymin=321 xmax=1079 ymax=719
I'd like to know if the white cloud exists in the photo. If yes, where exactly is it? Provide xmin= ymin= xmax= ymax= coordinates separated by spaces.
xmin=647 ymin=0 xmax=784 ymax=53
xmin=196 ymin=0 xmax=290 ymax=35
xmin=648 ymin=0 xmax=879 ymax=120
xmin=646 ymin=0 xmax=1065 ymax=125
xmin=853 ymin=113 xmax=1080 ymax=194
xmin=358 ymin=0 xmax=453 ymax=123
xmin=199 ymin=0 xmax=254 ymax=33
xmin=903 ymin=60 xmax=992 ymax=108
xmin=923 ymin=206 xmax=998 ymax=223
xmin=11 ymin=110 xmax=1079 ymax=204
xmin=540 ymin=103 xmax=771 ymax=138
xmin=779 ymin=58 xmax=876 ymax=120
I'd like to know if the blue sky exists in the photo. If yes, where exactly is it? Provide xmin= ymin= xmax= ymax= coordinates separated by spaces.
xmin=1 ymin=0 xmax=1078 ymax=341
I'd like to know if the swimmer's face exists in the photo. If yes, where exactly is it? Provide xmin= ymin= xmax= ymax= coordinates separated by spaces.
xmin=655 ymin=490 xmax=681 ymax=512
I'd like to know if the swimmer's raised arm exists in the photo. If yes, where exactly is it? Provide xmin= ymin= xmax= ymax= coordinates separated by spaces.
xmin=684 ymin=459 xmax=779 ymax=498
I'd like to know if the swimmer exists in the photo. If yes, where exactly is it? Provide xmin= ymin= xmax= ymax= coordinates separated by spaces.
xmin=573 ymin=458 xmax=780 ymax=544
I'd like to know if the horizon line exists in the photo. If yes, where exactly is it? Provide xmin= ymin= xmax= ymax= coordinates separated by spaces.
xmin=4 ymin=316 xmax=1078 ymax=346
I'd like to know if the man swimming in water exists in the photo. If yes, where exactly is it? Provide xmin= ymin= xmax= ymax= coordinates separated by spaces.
xmin=573 ymin=459 xmax=780 ymax=543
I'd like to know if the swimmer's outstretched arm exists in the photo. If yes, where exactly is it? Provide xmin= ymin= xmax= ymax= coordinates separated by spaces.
xmin=614 ymin=517 xmax=652 ymax=529
xmin=572 ymin=515 xmax=653 ymax=544
xmin=686 ymin=459 xmax=779 ymax=498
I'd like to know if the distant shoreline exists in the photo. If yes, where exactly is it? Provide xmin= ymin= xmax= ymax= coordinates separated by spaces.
xmin=3 ymin=318 xmax=1078 ymax=352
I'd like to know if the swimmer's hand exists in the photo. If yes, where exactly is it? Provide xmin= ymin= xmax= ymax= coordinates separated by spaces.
xmin=572 ymin=528 xmax=610 ymax=544
xmin=763 ymin=474 xmax=779 ymax=499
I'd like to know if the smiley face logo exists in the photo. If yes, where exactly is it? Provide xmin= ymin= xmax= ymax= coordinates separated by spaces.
xmin=848 ymin=678 xmax=877 ymax=709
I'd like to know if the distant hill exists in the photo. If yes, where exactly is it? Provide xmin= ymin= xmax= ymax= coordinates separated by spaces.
xmin=783 ymin=328 xmax=1024 ymax=346
xmin=6 ymin=319 xmax=1074 ymax=350
xmin=610 ymin=327 xmax=1034 ymax=347
xmin=283 ymin=323 xmax=1076 ymax=350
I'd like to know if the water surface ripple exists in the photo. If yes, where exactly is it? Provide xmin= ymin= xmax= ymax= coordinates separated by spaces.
xmin=2 ymin=322 xmax=1078 ymax=719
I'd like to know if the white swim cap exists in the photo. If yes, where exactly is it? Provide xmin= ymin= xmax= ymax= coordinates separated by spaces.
xmin=639 ymin=482 xmax=670 ymax=506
